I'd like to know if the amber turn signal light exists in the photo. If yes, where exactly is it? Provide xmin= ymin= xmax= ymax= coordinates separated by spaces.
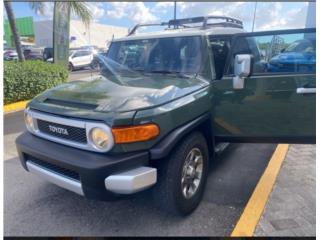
xmin=112 ymin=124 xmax=160 ymax=144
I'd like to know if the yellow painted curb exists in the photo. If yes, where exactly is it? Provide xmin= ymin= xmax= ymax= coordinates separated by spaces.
xmin=231 ymin=144 xmax=289 ymax=237
xmin=4 ymin=100 xmax=29 ymax=114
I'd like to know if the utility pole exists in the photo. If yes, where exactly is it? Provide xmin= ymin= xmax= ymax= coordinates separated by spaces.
xmin=252 ymin=1 xmax=257 ymax=32
xmin=174 ymin=1 xmax=177 ymax=28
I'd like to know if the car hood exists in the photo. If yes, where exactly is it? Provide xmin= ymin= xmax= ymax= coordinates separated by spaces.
xmin=33 ymin=74 xmax=209 ymax=113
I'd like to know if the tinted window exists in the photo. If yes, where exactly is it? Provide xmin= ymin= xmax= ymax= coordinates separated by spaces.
xmin=210 ymin=37 xmax=231 ymax=79
xmin=227 ymin=31 xmax=316 ymax=75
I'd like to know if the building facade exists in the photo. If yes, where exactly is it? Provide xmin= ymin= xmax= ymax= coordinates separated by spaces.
xmin=4 ymin=17 xmax=128 ymax=49
xmin=34 ymin=20 xmax=128 ymax=48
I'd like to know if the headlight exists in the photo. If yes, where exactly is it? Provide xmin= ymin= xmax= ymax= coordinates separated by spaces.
xmin=24 ymin=110 xmax=34 ymax=132
xmin=89 ymin=127 xmax=110 ymax=150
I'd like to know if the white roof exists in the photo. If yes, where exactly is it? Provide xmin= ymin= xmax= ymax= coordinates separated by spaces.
xmin=113 ymin=27 xmax=245 ymax=42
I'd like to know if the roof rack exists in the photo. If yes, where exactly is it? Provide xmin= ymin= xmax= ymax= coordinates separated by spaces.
xmin=128 ymin=16 xmax=243 ymax=36
xmin=128 ymin=22 xmax=168 ymax=36
xmin=168 ymin=16 xmax=243 ymax=29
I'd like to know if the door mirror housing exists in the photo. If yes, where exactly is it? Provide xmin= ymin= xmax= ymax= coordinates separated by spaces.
xmin=233 ymin=54 xmax=251 ymax=89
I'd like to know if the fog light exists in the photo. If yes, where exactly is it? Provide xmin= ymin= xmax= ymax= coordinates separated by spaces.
xmin=90 ymin=127 xmax=110 ymax=150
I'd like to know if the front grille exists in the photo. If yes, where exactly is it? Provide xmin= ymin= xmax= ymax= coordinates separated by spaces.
xmin=37 ymin=119 xmax=87 ymax=144
xmin=27 ymin=156 xmax=80 ymax=181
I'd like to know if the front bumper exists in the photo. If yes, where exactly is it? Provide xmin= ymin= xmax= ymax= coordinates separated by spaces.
xmin=16 ymin=132 xmax=156 ymax=200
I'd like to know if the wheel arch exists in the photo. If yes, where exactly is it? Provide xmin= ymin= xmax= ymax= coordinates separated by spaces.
xmin=149 ymin=113 xmax=214 ymax=160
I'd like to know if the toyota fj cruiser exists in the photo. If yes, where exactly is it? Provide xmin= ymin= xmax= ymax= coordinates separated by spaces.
xmin=16 ymin=16 xmax=316 ymax=215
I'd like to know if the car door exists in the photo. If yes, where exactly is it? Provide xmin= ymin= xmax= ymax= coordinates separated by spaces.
xmin=82 ymin=51 xmax=93 ymax=66
xmin=71 ymin=51 xmax=83 ymax=67
xmin=212 ymin=28 xmax=315 ymax=144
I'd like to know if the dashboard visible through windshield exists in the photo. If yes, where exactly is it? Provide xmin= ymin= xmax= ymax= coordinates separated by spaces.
xmin=107 ymin=36 xmax=203 ymax=75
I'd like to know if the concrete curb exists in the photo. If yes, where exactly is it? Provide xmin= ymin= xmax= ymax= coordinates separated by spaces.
xmin=4 ymin=100 xmax=29 ymax=114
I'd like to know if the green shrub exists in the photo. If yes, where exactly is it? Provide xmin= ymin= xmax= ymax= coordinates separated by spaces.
xmin=4 ymin=60 xmax=68 ymax=104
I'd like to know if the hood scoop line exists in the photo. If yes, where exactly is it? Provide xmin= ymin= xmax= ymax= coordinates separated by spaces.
xmin=44 ymin=98 xmax=98 ymax=110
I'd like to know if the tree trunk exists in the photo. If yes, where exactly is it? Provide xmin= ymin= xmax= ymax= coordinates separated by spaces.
xmin=4 ymin=1 xmax=25 ymax=62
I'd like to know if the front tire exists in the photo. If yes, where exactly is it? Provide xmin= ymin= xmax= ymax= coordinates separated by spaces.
xmin=153 ymin=131 xmax=209 ymax=215
xmin=68 ymin=63 xmax=74 ymax=72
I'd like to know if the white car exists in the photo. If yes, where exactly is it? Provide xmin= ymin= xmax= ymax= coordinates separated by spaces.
xmin=4 ymin=50 xmax=18 ymax=61
xmin=47 ymin=50 xmax=96 ymax=71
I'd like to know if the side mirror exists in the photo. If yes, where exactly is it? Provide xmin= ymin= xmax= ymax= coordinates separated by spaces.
xmin=233 ymin=54 xmax=251 ymax=89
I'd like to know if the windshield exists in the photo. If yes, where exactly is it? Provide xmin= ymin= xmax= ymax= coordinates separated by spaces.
xmin=107 ymin=36 xmax=203 ymax=75
xmin=69 ymin=50 xmax=75 ymax=56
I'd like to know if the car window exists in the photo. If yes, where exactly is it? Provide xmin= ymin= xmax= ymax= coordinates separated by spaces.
xmin=73 ymin=51 xmax=89 ymax=57
xmin=73 ymin=51 xmax=82 ymax=58
xmin=209 ymin=37 xmax=231 ymax=79
xmin=82 ymin=51 xmax=91 ymax=56
xmin=226 ymin=31 xmax=316 ymax=75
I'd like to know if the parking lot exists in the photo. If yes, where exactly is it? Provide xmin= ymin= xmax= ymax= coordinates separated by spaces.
xmin=4 ymin=69 xmax=316 ymax=236
xmin=4 ymin=109 xmax=278 ymax=236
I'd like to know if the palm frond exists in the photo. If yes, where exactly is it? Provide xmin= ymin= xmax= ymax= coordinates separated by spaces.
xmin=68 ymin=2 xmax=93 ymax=27
xmin=29 ymin=2 xmax=45 ymax=15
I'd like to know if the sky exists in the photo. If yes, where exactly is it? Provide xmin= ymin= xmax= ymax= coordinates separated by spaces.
xmin=9 ymin=2 xmax=311 ymax=31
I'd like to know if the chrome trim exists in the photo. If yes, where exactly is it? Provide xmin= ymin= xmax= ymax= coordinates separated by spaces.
xmin=86 ymin=122 xmax=114 ymax=152
xmin=296 ymin=87 xmax=316 ymax=94
xmin=105 ymin=167 xmax=157 ymax=194
xmin=26 ymin=109 xmax=114 ymax=152
xmin=26 ymin=161 xmax=84 ymax=196
xmin=31 ymin=110 xmax=85 ymax=128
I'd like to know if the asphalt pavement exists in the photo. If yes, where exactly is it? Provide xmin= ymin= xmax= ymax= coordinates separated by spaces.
xmin=4 ymin=110 xmax=277 ymax=236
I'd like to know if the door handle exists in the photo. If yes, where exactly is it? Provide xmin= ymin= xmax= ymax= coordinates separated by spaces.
xmin=296 ymin=88 xmax=316 ymax=94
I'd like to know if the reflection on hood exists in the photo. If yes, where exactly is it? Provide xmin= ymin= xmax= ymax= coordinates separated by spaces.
xmin=35 ymin=74 xmax=209 ymax=112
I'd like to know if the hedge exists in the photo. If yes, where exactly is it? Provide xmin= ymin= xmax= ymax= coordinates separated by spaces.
xmin=4 ymin=60 xmax=68 ymax=104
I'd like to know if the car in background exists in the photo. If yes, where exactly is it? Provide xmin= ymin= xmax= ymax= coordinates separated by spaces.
xmin=80 ymin=45 xmax=99 ymax=55
xmin=43 ymin=47 xmax=53 ymax=61
xmin=23 ymin=48 xmax=43 ymax=60
xmin=267 ymin=39 xmax=316 ymax=73
xmin=47 ymin=49 xmax=97 ymax=71
xmin=4 ymin=49 xmax=18 ymax=61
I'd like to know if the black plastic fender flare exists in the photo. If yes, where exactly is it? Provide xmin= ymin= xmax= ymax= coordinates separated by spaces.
xmin=149 ymin=113 xmax=211 ymax=160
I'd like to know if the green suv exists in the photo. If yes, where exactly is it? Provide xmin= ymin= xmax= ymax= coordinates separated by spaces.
xmin=16 ymin=16 xmax=316 ymax=215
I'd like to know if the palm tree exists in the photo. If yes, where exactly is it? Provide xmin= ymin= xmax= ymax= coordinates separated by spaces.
xmin=4 ymin=1 xmax=93 ymax=62
xmin=66 ymin=2 xmax=92 ymax=27
xmin=4 ymin=1 xmax=25 ymax=61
